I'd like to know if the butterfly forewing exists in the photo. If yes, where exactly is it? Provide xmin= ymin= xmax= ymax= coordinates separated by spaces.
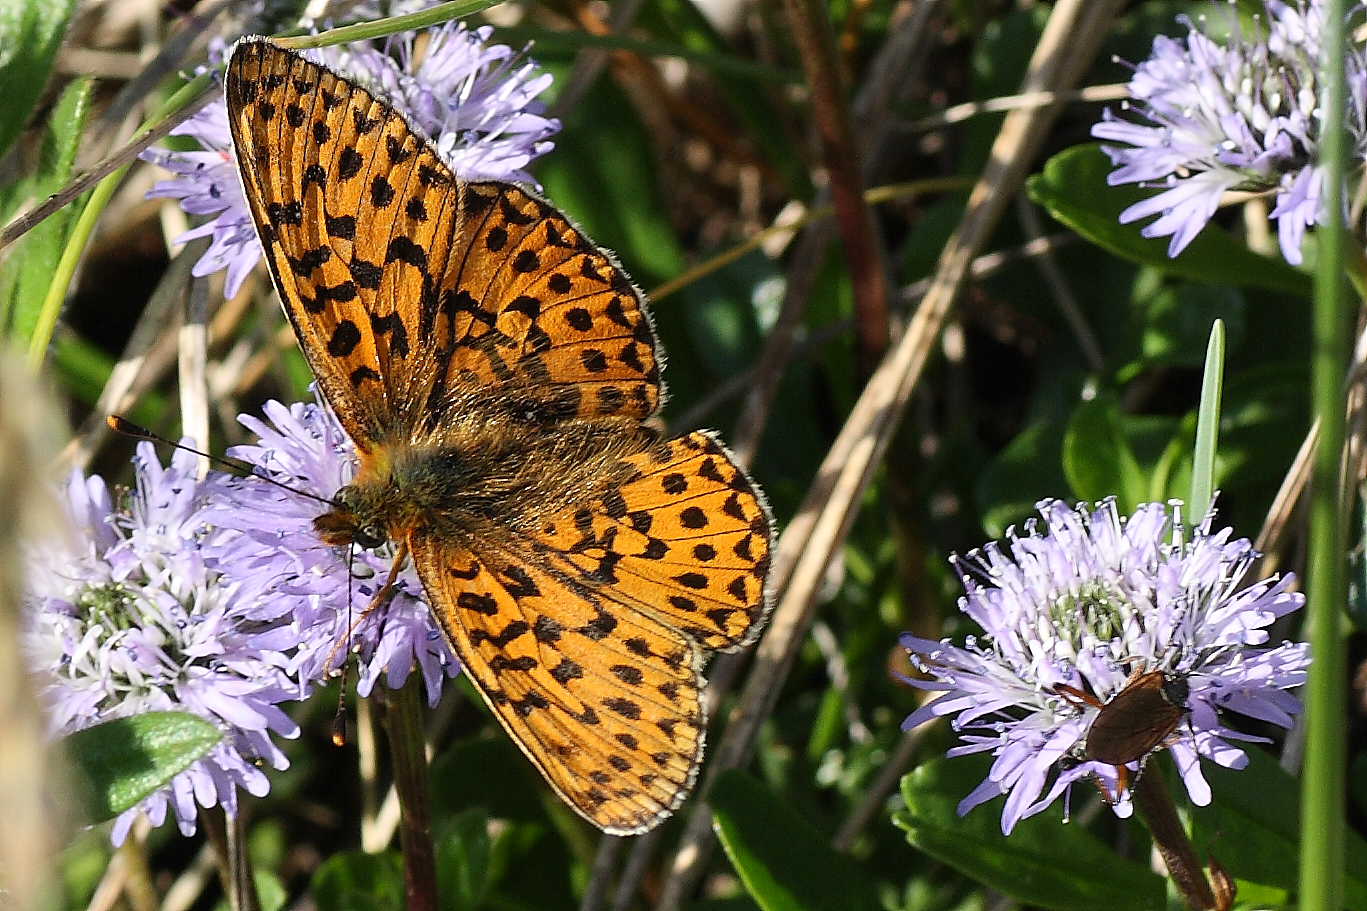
xmin=225 ymin=39 xmax=663 ymax=446
xmin=433 ymin=182 xmax=663 ymax=425
xmin=408 ymin=532 xmax=704 ymax=834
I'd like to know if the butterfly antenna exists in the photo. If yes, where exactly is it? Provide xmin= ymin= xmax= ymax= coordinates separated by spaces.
xmin=107 ymin=415 xmax=338 ymax=507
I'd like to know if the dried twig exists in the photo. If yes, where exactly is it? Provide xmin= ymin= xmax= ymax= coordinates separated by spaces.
xmin=903 ymin=83 xmax=1129 ymax=132
xmin=61 ymin=246 xmax=199 ymax=469
xmin=579 ymin=836 xmax=625 ymax=911
xmin=179 ymin=274 xmax=211 ymax=475
xmin=831 ymin=723 xmax=933 ymax=852
xmin=1015 ymin=195 xmax=1104 ymax=371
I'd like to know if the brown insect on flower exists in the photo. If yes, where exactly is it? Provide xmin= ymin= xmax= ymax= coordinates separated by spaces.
xmin=1055 ymin=667 xmax=1190 ymax=801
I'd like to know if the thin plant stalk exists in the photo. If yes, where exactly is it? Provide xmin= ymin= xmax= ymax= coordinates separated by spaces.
xmin=1301 ymin=0 xmax=1351 ymax=907
xmin=383 ymin=677 xmax=439 ymax=911
xmin=778 ymin=0 xmax=890 ymax=369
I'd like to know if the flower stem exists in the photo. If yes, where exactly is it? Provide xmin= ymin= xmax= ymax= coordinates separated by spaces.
xmin=1133 ymin=767 xmax=1216 ymax=910
xmin=383 ymin=678 xmax=438 ymax=911
xmin=1302 ymin=0 xmax=1351 ymax=907
xmin=778 ymin=0 xmax=889 ymax=371
xmin=200 ymin=807 xmax=261 ymax=911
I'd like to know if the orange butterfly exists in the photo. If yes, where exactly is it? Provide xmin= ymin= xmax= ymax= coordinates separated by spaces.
xmin=223 ymin=37 xmax=773 ymax=834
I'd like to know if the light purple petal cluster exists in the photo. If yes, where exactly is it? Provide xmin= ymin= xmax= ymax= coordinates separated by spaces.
xmin=900 ymin=498 xmax=1309 ymax=835
xmin=25 ymin=445 xmax=301 ymax=844
xmin=333 ymin=23 xmax=559 ymax=183
xmin=201 ymin=396 xmax=459 ymax=707
xmin=142 ymin=102 xmax=260 ymax=299
xmin=1091 ymin=0 xmax=1367 ymax=265
xmin=141 ymin=20 xmax=559 ymax=297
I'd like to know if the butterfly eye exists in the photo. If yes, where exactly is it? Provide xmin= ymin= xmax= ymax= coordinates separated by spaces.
xmin=355 ymin=526 xmax=386 ymax=550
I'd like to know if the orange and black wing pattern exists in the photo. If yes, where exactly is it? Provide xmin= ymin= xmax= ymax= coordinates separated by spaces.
xmin=527 ymin=432 xmax=772 ymax=652
xmin=408 ymin=531 xmax=705 ymax=835
xmin=225 ymin=38 xmax=774 ymax=835
xmin=225 ymin=39 xmax=662 ymax=448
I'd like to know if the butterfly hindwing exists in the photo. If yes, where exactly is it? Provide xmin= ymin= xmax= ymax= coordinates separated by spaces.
xmin=408 ymin=531 xmax=704 ymax=834
xmin=525 ymin=432 xmax=772 ymax=651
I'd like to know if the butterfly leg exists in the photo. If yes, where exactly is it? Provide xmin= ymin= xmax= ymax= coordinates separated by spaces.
xmin=326 ymin=539 xmax=413 ymax=747
xmin=321 ymin=539 xmax=413 ymax=675
xmin=365 ymin=538 xmax=412 ymax=615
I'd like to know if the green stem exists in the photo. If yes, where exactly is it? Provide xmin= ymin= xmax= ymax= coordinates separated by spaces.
xmin=25 ymin=66 xmax=216 ymax=370
xmin=26 ymin=166 xmax=120 ymax=371
xmin=383 ymin=677 xmax=438 ymax=911
xmin=1300 ymin=0 xmax=1350 ymax=907
xmin=279 ymin=0 xmax=503 ymax=49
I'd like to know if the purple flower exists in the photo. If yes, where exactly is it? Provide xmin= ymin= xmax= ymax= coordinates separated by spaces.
xmin=331 ymin=23 xmax=559 ymax=183
xmin=142 ymin=102 xmax=260 ymax=299
xmin=1091 ymin=0 xmax=1367 ymax=265
xmin=201 ymin=396 xmax=459 ymax=707
xmin=900 ymin=499 xmax=1309 ymax=835
xmin=24 ymin=445 xmax=301 ymax=844
xmin=141 ymin=21 xmax=559 ymax=297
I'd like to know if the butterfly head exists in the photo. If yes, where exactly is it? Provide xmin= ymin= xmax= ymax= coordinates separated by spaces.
xmin=314 ymin=484 xmax=389 ymax=550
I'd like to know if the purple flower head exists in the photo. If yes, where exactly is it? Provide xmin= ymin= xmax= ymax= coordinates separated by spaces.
xmin=24 ymin=445 xmax=301 ymax=844
xmin=141 ymin=21 xmax=559 ymax=297
xmin=142 ymin=101 xmax=260 ymax=299
xmin=331 ymin=23 xmax=559 ymax=183
xmin=1091 ymin=0 xmax=1367 ymax=265
xmin=900 ymin=499 xmax=1309 ymax=835
xmin=201 ymin=395 xmax=459 ymax=707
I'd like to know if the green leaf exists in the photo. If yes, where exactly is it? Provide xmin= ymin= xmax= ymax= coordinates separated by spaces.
xmin=1126 ymin=276 xmax=1245 ymax=375
xmin=0 ymin=76 xmax=93 ymax=342
xmin=1190 ymin=747 xmax=1367 ymax=909
xmin=311 ymin=851 xmax=406 ymax=911
xmin=539 ymin=76 xmax=684 ymax=287
xmin=1062 ymin=394 xmax=1148 ymax=510
xmin=1027 ymin=145 xmax=1311 ymax=298
xmin=1189 ymin=319 xmax=1225 ymax=519
xmin=0 ymin=0 xmax=80 ymax=161
xmin=62 ymin=711 xmax=221 ymax=822
xmin=430 ymin=736 xmax=544 ymax=824
xmin=436 ymin=809 xmax=492 ymax=911
xmin=977 ymin=419 xmax=1068 ymax=537
xmin=895 ymin=756 xmax=1163 ymax=911
xmin=498 ymin=24 xmax=797 ymax=85
xmin=711 ymin=769 xmax=881 ymax=911
xmin=640 ymin=0 xmax=811 ymax=197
